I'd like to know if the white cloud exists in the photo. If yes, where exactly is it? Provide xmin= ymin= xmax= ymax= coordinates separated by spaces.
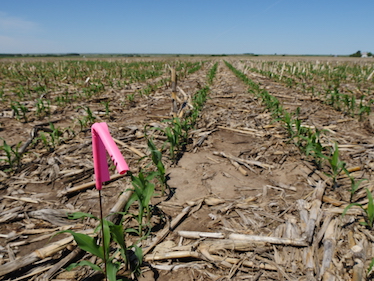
xmin=0 ymin=11 xmax=39 ymax=33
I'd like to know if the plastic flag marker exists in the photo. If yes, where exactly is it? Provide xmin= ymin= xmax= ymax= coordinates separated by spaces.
xmin=91 ymin=122 xmax=129 ymax=280
xmin=91 ymin=122 xmax=129 ymax=189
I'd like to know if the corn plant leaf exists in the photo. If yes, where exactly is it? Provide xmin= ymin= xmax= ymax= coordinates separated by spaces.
xmin=132 ymin=244 xmax=143 ymax=274
xmin=143 ymin=182 xmax=155 ymax=208
xmin=59 ymin=230 xmax=104 ymax=259
xmin=106 ymin=261 xmax=120 ymax=281
xmin=368 ymin=258 xmax=374 ymax=273
xmin=125 ymin=227 xmax=140 ymax=235
xmin=133 ymin=244 xmax=143 ymax=264
xmin=124 ymin=192 xmax=138 ymax=212
xmin=102 ymin=219 xmax=111 ymax=259
xmin=145 ymin=171 xmax=158 ymax=181
xmin=342 ymin=203 xmax=363 ymax=217
xmin=350 ymin=178 xmax=368 ymax=197
xmin=66 ymin=260 xmax=102 ymax=272
xmin=330 ymin=143 xmax=340 ymax=171
xmin=366 ymin=188 xmax=374 ymax=228
xmin=109 ymin=224 xmax=126 ymax=252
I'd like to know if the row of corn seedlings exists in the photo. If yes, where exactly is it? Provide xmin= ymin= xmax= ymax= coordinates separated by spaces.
xmin=58 ymin=62 xmax=217 ymax=280
xmin=241 ymin=60 xmax=374 ymax=121
xmin=154 ymin=62 xmax=217 ymax=162
xmin=0 ymin=60 xmax=205 ymax=113
xmin=0 ymin=60 xmax=206 ymax=173
xmin=225 ymin=61 xmax=372 ymax=230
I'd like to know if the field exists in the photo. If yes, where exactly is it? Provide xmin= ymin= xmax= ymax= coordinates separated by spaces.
xmin=0 ymin=55 xmax=374 ymax=280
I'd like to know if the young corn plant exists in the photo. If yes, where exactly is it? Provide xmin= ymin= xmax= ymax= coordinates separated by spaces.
xmin=77 ymin=117 xmax=88 ymax=132
xmin=10 ymin=102 xmax=20 ymax=121
xmin=343 ymin=188 xmax=374 ymax=229
xmin=11 ymin=101 xmax=28 ymax=122
xmin=125 ymin=171 xmax=155 ymax=238
xmin=282 ymin=111 xmax=295 ymax=138
xmin=326 ymin=143 xmax=347 ymax=188
xmin=0 ymin=88 xmax=6 ymax=102
xmin=160 ymin=125 xmax=179 ymax=161
xmin=35 ymin=99 xmax=50 ymax=118
xmin=358 ymin=96 xmax=372 ymax=121
xmin=58 ymin=212 xmax=142 ymax=281
xmin=147 ymin=138 xmax=167 ymax=195
xmin=76 ymin=106 xmax=96 ymax=131
xmin=292 ymin=119 xmax=309 ymax=148
xmin=126 ymin=93 xmax=135 ymax=106
xmin=369 ymin=259 xmax=374 ymax=278
xmin=101 ymin=100 xmax=111 ymax=116
xmin=35 ymin=132 xmax=49 ymax=149
xmin=207 ymin=62 xmax=218 ymax=85
xmin=302 ymin=128 xmax=328 ymax=169
xmin=84 ymin=106 xmax=96 ymax=124
xmin=33 ymin=124 xmax=64 ymax=151
xmin=48 ymin=123 xmax=64 ymax=148
xmin=348 ymin=177 xmax=368 ymax=203
xmin=0 ymin=139 xmax=22 ymax=171
xmin=160 ymin=118 xmax=191 ymax=162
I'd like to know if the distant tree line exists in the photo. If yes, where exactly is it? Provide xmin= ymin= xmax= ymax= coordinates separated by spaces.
xmin=349 ymin=50 xmax=373 ymax=57
xmin=0 ymin=53 xmax=81 ymax=58
xmin=0 ymin=53 xmax=155 ymax=58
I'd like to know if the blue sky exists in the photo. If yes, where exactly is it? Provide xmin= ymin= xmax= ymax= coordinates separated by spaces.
xmin=0 ymin=0 xmax=373 ymax=55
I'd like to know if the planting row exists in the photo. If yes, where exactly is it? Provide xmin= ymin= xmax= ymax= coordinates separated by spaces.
xmin=240 ymin=59 xmax=374 ymax=121
xmin=0 ymin=60 xmax=207 ymax=172
xmin=225 ymin=61 xmax=373 ymax=228
xmin=0 ymin=58 xmax=217 ymax=280
xmin=50 ymin=62 xmax=218 ymax=280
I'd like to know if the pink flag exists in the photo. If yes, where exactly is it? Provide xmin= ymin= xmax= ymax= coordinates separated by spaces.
xmin=91 ymin=122 xmax=129 ymax=190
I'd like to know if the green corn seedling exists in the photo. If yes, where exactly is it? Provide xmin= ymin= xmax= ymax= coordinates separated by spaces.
xmin=35 ymin=99 xmax=50 ymax=118
xmin=0 ymin=139 xmax=22 ymax=171
xmin=84 ymin=106 xmax=96 ymax=124
xmin=101 ymin=101 xmax=110 ymax=116
xmin=58 ymin=212 xmax=142 ymax=281
xmin=303 ymin=128 xmax=327 ymax=169
xmin=10 ymin=101 xmax=28 ymax=122
xmin=10 ymin=102 xmax=21 ymax=121
xmin=37 ymin=132 xmax=49 ymax=148
xmin=326 ymin=143 xmax=347 ymax=188
xmin=348 ymin=177 xmax=368 ymax=202
xmin=162 ymin=125 xmax=179 ymax=160
xmin=343 ymin=188 xmax=374 ymax=229
xmin=48 ymin=123 xmax=64 ymax=148
xmin=368 ymin=258 xmax=374 ymax=276
xmin=77 ymin=117 xmax=88 ymax=132
xmin=127 ymin=93 xmax=135 ymax=103
xmin=147 ymin=138 xmax=167 ymax=195
xmin=125 ymin=171 xmax=155 ymax=237
xmin=0 ymin=88 xmax=5 ymax=102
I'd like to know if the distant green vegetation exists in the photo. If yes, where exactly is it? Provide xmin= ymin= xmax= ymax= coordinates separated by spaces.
xmin=0 ymin=53 xmax=81 ymax=58
xmin=349 ymin=50 xmax=373 ymax=57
